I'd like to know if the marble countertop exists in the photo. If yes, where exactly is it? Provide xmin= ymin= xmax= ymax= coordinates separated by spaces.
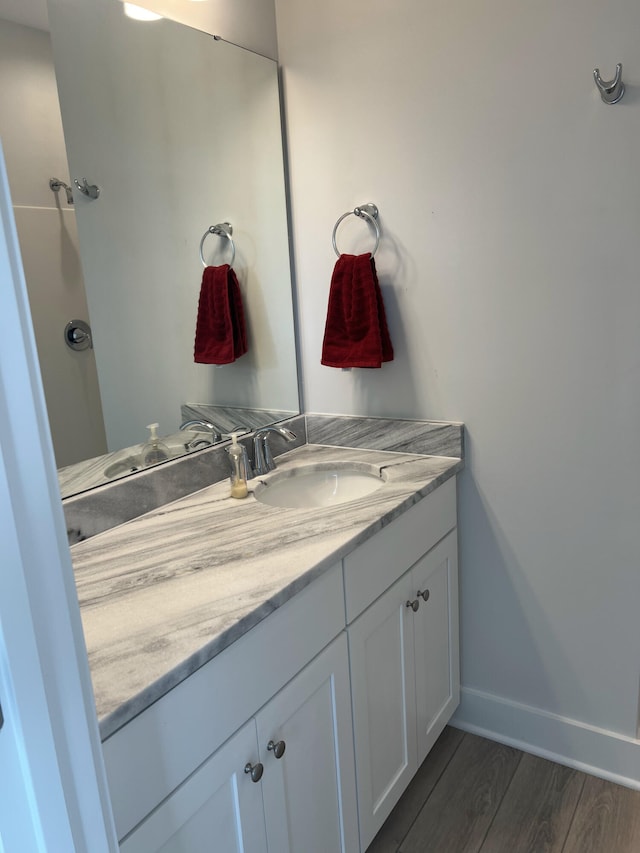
xmin=71 ymin=444 xmax=462 ymax=740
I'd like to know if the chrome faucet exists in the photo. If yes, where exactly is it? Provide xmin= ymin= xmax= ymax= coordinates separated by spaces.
xmin=179 ymin=419 xmax=222 ymax=448
xmin=252 ymin=426 xmax=296 ymax=476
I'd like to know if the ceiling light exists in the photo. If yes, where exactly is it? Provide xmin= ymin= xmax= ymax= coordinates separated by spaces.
xmin=123 ymin=4 xmax=164 ymax=21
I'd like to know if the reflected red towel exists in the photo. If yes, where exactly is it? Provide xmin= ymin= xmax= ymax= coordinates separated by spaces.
xmin=194 ymin=264 xmax=248 ymax=364
xmin=321 ymin=253 xmax=393 ymax=368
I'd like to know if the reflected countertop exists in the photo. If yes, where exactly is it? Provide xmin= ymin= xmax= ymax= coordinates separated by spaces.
xmin=58 ymin=405 xmax=298 ymax=499
xmin=70 ymin=444 xmax=463 ymax=740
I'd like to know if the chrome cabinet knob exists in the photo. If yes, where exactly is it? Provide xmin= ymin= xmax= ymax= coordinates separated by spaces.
xmin=244 ymin=761 xmax=264 ymax=783
xmin=406 ymin=599 xmax=420 ymax=612
xmin=417 ymin=589 xmax=430 ymax=602
xmin=267 ymin=739 xmax=286 ymax=759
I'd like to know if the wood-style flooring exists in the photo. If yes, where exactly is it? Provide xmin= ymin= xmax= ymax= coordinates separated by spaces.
xmin=367 ymin=728 xmax=640 ymax=853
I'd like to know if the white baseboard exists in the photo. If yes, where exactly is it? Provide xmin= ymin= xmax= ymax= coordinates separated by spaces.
xmin=451 ymin=687 xmax=640 ymax=790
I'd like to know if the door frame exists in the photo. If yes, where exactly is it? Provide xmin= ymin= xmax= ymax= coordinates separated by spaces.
xmin=0 ymin=140 xmax=117 ymax=851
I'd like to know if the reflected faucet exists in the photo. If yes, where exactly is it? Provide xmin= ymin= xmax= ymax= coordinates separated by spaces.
xmin=252 ymin=426 xmax=296 ymax=476
xmin=179 ymin=419 xmax=222 ymax=449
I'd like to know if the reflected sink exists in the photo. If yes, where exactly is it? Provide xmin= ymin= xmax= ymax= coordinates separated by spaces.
xmin=103 ymin=436 xmax=214 ymax=479
xmin=103 ymin=456 xmax=143 ymax=478
xmin=253 ymin=463 xmax=385 ymax=509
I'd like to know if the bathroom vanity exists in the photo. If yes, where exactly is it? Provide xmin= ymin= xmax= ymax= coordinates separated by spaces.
xmin=70 ymin=441 xmax=462 ymax=852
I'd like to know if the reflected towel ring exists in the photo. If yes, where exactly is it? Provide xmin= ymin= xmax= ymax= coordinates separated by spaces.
xmin=332 ymin=203 xmax=380 ymax=257
xmin=199 ymin=222 xmax=236 ymax=267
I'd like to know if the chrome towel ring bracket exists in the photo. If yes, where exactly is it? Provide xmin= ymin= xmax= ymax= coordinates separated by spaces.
xmin=332 ymin=202 xmax=380 ymax=257
xmin=199 ymin=222 xmax=236 ymax=267
xmin=593 ymin=63 xmax=625 ymax=104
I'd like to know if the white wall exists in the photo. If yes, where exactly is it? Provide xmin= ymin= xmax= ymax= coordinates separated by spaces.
xmin=0 ymin=17 xmax=107 ymax=468
xmin=276 ymin=0 xmax=640 ymax=780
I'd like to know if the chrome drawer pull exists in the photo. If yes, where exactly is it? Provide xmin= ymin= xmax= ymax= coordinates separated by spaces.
xmin=267 ymin=739 xmax=286 ymax=759
xmin=244 ymin=761 xmax=264 ymax=783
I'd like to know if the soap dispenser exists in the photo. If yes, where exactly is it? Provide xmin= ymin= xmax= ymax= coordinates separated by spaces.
xmin=226 ymin=432 xmax=249 ymax=498
xmin=141 ymin=423 xmax=170 ymax=467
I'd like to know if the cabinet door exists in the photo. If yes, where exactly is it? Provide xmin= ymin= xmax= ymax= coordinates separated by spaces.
xmin=256 ymin=633 xmax=359 ymax=853
xmin=348 ymin=572 xmax=418 ymax=851
xmin=120 ymin=719 xmax=268 ymax=853
xmin=412 ymin=530 xmax=460 ymax=765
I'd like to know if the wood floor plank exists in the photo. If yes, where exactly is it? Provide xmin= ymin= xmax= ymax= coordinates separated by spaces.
xmin=399 ymin=733 xmax=521 ymax=853
xmin=562 ymin=774 xmax=640 ymax=853
xmin=366 ymin=726 xmax=465 ymax=853
xmin=478 ymin=753 xmax=585 ymax=853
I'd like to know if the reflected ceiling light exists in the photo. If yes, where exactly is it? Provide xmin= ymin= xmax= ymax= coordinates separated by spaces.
xmin=123 ymin=3 xmax=164 ymax=21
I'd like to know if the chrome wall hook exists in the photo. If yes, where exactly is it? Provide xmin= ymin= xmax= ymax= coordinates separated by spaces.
xmin=74 ymin=177 xmax=100 ymax=199
xmin=593 ymin=63 xmax=625 ymax=104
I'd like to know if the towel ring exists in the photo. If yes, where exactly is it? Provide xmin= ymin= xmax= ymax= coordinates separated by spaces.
xmin=199 ymin=222 xmax=236 ymax=268
xmin=332 ymin=203 xmax=380 ymax=258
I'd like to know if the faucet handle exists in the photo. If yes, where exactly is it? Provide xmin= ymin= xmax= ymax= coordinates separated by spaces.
xmin=252 ymin=434 xmax=269 ymax=476
xmin=251 ymin=425 xmax=296 ymax=476
xmin=262 ymin=436 xmax=276 ymax=471
xmin=240 ymin=441 xmax=254 ymax=479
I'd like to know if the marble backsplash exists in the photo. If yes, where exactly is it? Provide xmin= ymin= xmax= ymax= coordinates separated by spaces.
xmin=64 ymin=414 xmax=464 ymax=544
xmin=181 ymin=403 xmax=298 ymax=433
xmin=306 ymin=414 xmax=464 ymax=458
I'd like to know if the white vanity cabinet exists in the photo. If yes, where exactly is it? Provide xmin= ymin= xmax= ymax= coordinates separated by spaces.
xmin=119 ymin=719 xmax=268 ymax=853
xmin=101 ymin=475 xmax=459 ymax=853
xmin=104 ymin=563 xmax=360 ymax=852
xmin=120 ymin=633 xmax=359 ymax=853
xmin=344 ymin=480 xmax=459 ymax=850
xmin=255 ymin=633 xmax=359 ymax=853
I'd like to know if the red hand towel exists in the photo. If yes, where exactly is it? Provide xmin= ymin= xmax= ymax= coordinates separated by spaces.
xmin=194 ymin=264 xmax=248 ymax=364
xmin=321 ymin=253 xmax=394 ymax=368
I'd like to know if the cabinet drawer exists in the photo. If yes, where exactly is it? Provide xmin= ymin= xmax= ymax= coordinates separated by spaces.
xmin=343 ymin=477 xmax=456 ymax=622
xmin=104 ymin=562 xmax=345 ymax=841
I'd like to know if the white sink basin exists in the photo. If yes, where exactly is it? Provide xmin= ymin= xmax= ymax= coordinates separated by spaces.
xmin=254 ymin=463 xmax=385 ymax=508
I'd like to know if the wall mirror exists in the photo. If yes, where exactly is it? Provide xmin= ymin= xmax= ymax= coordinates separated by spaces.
xmin=0 ymin=0 xmax=299 ymax=499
